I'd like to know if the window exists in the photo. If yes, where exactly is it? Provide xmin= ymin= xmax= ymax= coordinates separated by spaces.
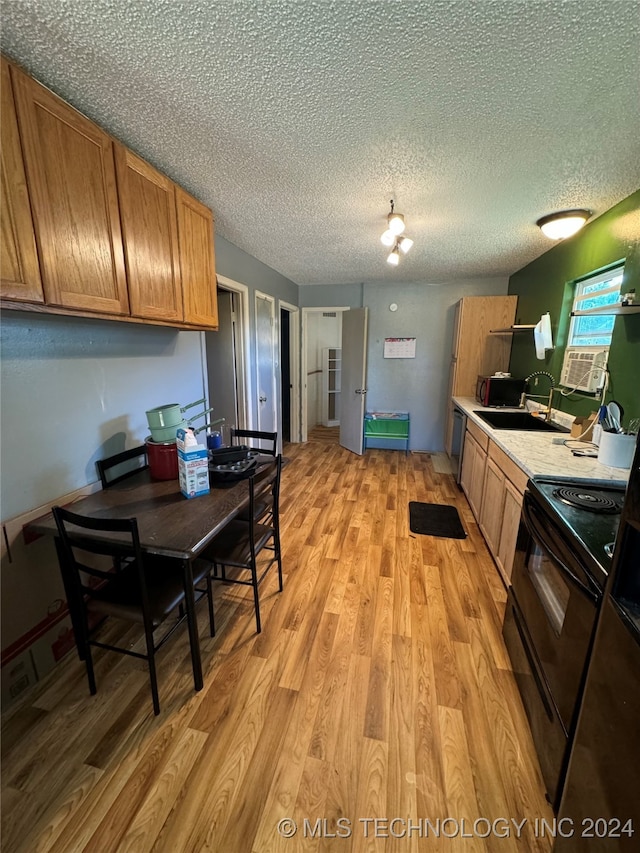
xmin=560 ymin=264 xmax=625 ymax=392
xmin=567 ymin=265 xmax=624 ymax=348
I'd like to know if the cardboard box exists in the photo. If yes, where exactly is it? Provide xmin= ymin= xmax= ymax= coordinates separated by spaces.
xmin=176 ymin=429 xmax=210 ymax=499
xmin=571 ymin=412 xmax=597 ymax=441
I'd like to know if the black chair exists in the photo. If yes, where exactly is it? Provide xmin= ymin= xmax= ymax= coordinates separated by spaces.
xmin=230 ymin=428 xmax=277 ymax=456
xmin=52 ymin=506 xmax=214 ymax=715
xmin=230 ymin=429 xmax=278 ymax=523
xmin=196 ymin=455 xmax=283 ymax=634
xmin=96 ymin=446 xmax=148 ymax=489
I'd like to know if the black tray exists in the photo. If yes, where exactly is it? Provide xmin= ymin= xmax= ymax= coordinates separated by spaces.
xmin=208 ymin=445 xmax=251 ymax=465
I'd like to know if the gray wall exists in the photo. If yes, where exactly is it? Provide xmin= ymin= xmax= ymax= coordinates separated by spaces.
xmin=0 ymin=312 xmax=207 ymax=520
xmin=0 ymin=234 xmax=299 ymax=523
xmin=299 ymin=276 xmax=510 ymax=450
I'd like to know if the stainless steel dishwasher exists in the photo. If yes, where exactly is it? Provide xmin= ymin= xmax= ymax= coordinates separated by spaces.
xmin=451 ymin=406 xmax=466 ymax=484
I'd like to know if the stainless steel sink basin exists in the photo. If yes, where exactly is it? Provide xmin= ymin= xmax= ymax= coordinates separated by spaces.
xmin=473 ymin=410 xmax=569 ymax=432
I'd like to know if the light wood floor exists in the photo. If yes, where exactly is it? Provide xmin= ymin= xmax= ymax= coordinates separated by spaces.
xmin=1 ymin=440 xmax=553 ymax=852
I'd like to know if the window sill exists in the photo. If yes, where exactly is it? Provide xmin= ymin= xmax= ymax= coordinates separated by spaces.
xmin=571 ymin=304 xmax=640 ymax=317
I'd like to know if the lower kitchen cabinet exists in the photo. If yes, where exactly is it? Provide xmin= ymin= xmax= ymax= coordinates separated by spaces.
xmin=460 ymin=421 xmax=488 ymax=519
xmin=462 ymin=422 xmax=526 ymax=585
xmin=497 ymin=477 xmax=524 ymax=581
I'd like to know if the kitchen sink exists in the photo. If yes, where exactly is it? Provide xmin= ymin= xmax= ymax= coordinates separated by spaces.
xmin=473 ymin=410 xmax=569 ymax=433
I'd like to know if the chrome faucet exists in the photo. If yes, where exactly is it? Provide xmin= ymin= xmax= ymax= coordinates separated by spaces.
xmin=521 ymin=371 xmax=556 ymax=419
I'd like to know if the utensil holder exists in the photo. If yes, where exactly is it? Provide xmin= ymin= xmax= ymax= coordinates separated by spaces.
xmin=597 ymin=432 xmax=635 ymax=469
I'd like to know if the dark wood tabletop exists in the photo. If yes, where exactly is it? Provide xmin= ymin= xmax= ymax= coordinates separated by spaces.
xmin=27 ymin=466 xmax=267 ymax=559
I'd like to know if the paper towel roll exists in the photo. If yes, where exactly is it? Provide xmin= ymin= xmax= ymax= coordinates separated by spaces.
xmin=597 ymin=432 xmax=635 ymax=469
xmin=534 ymin=313 xmax=553 ymax=360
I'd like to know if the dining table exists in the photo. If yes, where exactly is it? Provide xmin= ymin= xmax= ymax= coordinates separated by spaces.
xmin=26 ymin=458 xmax=277 ymax=692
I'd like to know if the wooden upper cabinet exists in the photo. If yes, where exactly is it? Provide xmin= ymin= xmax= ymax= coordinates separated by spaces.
xmin=114 ymin=144 xmax=183 ymax=322
xmin=175 ymin=187 xmax=218 ymax=328
xmin=1 ymin=58 xmax=43 ymax=303
xmin=10 ymin=65 xmax=129 ymax=315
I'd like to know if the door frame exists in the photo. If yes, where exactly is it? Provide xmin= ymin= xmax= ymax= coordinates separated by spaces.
xmin=254 ymin=290 xmax=278 ymax=437
xmin=215 ymin=274 xmax=252 ymax=431
xmin=301 ymin=306 xmax=349 ymax=442
xmin=279 ymin=299 xmax=301 ymax=443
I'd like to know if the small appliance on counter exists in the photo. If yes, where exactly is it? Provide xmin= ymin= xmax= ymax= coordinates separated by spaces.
xmin=476 ymin=374 xmax=525 ymax=407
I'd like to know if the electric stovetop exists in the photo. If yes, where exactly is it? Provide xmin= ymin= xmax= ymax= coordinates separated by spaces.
xmin=529 ymin=477 xmax=627 ymax=589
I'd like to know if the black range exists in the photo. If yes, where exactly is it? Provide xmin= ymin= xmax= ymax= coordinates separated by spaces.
xmin=502 ymin=475 xmax=627 ymax=811
xmin=528 ymin=478 xmax=626 ymax=591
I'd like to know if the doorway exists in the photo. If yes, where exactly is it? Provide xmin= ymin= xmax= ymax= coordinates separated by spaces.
xmin=205 ymin=275 xmax=251 ymax=436
xmin=301 ymin=307 xmax=349 ymax=442
xmin=279 ymin=300 xmax=300 ymax=444
xmin=255 ymin=291 xmax=277 ymax=436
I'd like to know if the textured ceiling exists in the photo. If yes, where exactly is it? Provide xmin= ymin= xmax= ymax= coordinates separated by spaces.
xmin=2 ymin=0 xmax=640 ymax=286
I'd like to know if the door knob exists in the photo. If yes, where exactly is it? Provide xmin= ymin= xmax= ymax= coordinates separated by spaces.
xmin=259 ymin=395 xmax=267 ymax=402
xmin=355 ymin=388 xmax=367 ymax=395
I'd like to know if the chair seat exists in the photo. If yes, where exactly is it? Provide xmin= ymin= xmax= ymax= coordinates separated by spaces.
xmin=89 ymin=555 xmax=209 ymax=627
xmin=199 ymin=519 xmax=274 ymax=568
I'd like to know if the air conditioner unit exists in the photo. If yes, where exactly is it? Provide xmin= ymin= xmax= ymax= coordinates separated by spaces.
xmin=560 ymin=348 xmax=608 ymax=393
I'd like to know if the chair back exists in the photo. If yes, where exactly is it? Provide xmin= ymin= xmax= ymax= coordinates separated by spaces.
xmin=230 ymin=428 xmax=277 ymax=456
xmin=96 ymin=446 xmax=148 ymax=488
xmin=52 ymin=506 xmax=153 ymax=622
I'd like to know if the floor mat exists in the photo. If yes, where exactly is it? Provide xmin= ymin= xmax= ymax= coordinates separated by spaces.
xmin=409 ymin=502 xmax=467 ymax=539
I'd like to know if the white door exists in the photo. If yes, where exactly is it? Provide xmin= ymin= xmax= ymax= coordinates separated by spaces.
xmin=340 ymin=307 xmax=368 ymax=455
xmin=255 ymin=292 xmax=277 ymax=435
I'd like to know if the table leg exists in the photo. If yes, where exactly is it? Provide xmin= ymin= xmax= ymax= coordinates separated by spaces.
xmin=182 ymin=558 xmax=203 ymax=691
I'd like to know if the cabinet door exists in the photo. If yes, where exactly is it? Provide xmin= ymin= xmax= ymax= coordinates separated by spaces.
xmin=461 ymin=432 xmax=486 ymax=519
xmin=479 ymin=457 xmax=507 ymax=556
xmin=11 ymin=66 xmax=129 ymax=314
xmin=115 ymin=144 xmax=183 ymax=322
xmin=1 ymin=58 xmax=43 ymax=302
xmin=460 ymin=431 xmax=475 ymax=501
xmin=497 ymin=478 xmax=524 ymax=582
xmin=175 ymin=187 xmax=218 ymax=328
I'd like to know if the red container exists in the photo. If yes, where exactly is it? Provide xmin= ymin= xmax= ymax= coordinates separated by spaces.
xmin=145 ymin=437 xmax=178 ymax=480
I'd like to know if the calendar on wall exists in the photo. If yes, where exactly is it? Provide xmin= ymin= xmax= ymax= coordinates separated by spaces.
xmin=383 ymin=337 xmax=416 ymax=358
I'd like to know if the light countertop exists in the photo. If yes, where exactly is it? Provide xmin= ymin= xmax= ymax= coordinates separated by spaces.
xmin=453 ymin=397 xmax=630 ymax=486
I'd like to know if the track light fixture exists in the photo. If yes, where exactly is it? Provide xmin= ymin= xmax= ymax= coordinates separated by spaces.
xmin=536 ymin=209 xmax=591 ymax=240
xmin=381 ymin=199 xmax=413 ymax=265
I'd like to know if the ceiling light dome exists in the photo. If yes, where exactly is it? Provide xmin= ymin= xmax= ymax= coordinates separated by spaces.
xmin=536 ymin=209 xmax=591 ymax=240
xmin=380 ymin=229 xmax=395 ymax=247
xmin=387 ymin=246 xmax=400 ymax=266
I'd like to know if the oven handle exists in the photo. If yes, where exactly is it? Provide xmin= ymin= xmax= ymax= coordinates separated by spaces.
xmin=523 ymin=494 xmax=600 ymax=603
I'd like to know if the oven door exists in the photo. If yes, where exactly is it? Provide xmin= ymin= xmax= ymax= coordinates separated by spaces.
xmin=511 ymin=492 xmax=601 ymax=733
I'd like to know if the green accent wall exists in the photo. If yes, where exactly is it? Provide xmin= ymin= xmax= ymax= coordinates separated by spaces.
xmin=508 ymin=190 xmax=640 ymax=426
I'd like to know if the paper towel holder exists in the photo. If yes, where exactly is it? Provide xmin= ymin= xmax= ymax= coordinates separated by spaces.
xmin=534 ymin=312 xmax=554 ymax=359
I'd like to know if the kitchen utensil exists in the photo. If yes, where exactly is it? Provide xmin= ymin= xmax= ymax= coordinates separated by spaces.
xmin=208 ymin=456 xmax=258 ymax=483
xmin=607 ymin=401 xmax=624 ymax=433
xmin=147 ymin=408 xmax=216 ymax=442
xmin=628 ymin=418 xmax=640 ymax=436
xmin=145 ymin=436 xmax=178 ymax=480
xmin=208 ymin=445 xmax=252 ymax=465
xmin=145 ymin=398 xmax=206 ymax=430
